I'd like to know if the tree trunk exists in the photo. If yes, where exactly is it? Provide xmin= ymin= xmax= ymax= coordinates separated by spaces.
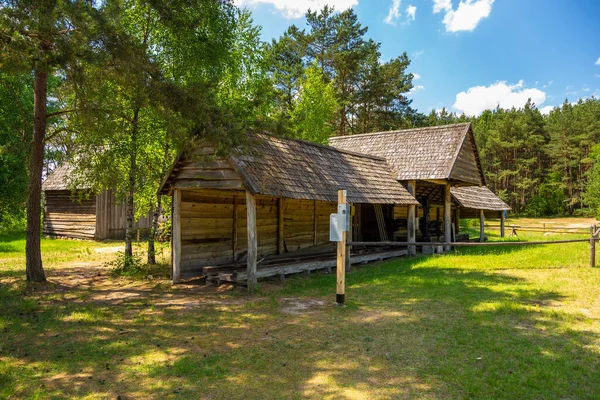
xmin=147 ymin=194 xmax=161 ymax=265
xmin=124 ymin=107 xmax=139 ymax=258
xmin=25 ymin=70 xmax=48 ymax=282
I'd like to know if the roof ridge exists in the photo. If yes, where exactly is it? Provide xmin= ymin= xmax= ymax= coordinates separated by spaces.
xmin=329 ymin=123 xmax=472 ymax=141
xmin=252 ymin=132 xmax=388 ymax=162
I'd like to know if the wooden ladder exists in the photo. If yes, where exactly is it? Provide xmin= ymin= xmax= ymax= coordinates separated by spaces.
xmin=374 ymin=204 xmax=389 ymax=241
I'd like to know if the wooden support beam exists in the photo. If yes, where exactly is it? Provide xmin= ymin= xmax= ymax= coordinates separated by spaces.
xmin=246 ymin=191 xmax=257 ymax=293
xmin=591 ymin=225 xmax=596 ymax=268
xmin=232 ymin=196 xmax=238 ymax=262
xmin=444 ymin=183 xmax=452 ymax=251
xmin=337 ymin=190 xmax=347 ymax=305
xmin=172 ymin=189 xmax=182 ymax=283
xmin=479 ymin=209 xmax=485 ymax=243
xmin=407 ymin=180 xmax=416 ymax=256
xmin=500 ymin=210 xmax=505 ymax=238
xmin=277 ymin=198 xmax=284 ymax=255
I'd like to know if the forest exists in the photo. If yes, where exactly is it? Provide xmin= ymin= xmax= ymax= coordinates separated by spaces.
xmin=1 ymin=1 xmax=599 ymax=281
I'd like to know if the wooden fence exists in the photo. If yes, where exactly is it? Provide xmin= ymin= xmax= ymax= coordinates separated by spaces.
xmin=347 ymin=225 xmax=600 ymax=268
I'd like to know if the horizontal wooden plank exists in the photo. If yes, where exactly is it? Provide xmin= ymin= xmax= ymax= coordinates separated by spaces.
xmin=175 ymin=179 xmax=244 ymax=190
xmin=176 ymin=169 xmax=240 ymax=181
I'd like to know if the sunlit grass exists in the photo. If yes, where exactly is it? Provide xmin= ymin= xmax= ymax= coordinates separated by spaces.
xmin=1 ymin=218 xmax=600 ymax=398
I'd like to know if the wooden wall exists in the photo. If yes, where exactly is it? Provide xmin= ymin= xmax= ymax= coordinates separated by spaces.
xmin=95 ymin=191 xmax=153 ymax=240
xmin=44 ymin=190 xmax=96 ymax=239
xmin=178 ymin=189 xmax=336 ymax=279
xmin=450 ymin=134 xmax=482 ymax=185
xmin=44 ymin=189 xmax=153 ymax=240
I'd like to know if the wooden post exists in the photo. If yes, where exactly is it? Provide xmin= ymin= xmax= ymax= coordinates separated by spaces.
xmin=172 ymin=189 xmax=182 ymax=283
xmin=590 ymin=225 xmax=596 ymax=268
xmin=246 ymin=191 xmax=257 ymax=293
xmin=337 ymin=189 xmax=347 ymax=306
xmin=232 ymin=196 xmax=238 ymax=262
xmin=277 ymin=198 xmax=284 ymax=255
xmin=500 ymin=210 xmax=505 ymax=238
xmin=407 ymin=180 xmax=416 ymax=256
xmin=479 ymin=209 xmax=485 ymax=243
xmin=444 ymin=183 xmax=452 ymax=251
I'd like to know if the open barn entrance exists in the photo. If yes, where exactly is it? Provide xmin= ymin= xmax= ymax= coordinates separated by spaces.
xmin=359 ymin=204 xmax=396 ymax=242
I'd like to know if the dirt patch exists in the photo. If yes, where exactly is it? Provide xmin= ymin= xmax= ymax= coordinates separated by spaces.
xmin=279 ymin=297 xmax=327 ymax=315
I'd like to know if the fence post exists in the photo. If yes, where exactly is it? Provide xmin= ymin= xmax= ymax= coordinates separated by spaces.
xmin=590 ymin=225 xmax=596 ymax=268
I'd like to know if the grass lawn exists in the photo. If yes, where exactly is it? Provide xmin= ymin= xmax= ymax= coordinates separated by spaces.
xmin=1 ymin=218 xmax=600 ymax=399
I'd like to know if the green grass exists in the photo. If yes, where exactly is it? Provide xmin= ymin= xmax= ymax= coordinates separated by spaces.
xmin=1 ymin=219 xmax=600 ymax=399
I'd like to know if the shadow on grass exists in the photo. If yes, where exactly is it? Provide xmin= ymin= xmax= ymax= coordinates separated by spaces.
xmin=1 ymin=254 xmax=599 ymax=399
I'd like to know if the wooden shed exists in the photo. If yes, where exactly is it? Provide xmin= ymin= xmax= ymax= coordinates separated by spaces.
xmin=451 ymin=185 xmax=511 ymax=240
xmin=159 ymin=133 xmax=419 ymax=286
xmin=329 ymin=123 xmax=510 ymax=247
xmin=42 ymin=163 xmax=153 ymax=240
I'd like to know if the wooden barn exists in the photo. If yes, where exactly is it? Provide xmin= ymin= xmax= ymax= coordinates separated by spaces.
xmin=329 ymin=123 xmax=510 ymax=245
xmin=158 ymin=133 xmax=419 ymax=285
xmin=42 ymin=163 xmax=153 ymax=240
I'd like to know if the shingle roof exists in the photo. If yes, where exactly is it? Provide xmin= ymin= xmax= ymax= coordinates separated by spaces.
xmin=235 ymin=134 xmax=418 ymax=204
xmin=159 ymin=134 xmax=419 ymax=205
xmin=328 ymin=123 xmax=484 ymax=184
xmin=42 ymin=163 xmax=89 ymax=191
xmin=451 ymin=186 xmax=511 ymax=211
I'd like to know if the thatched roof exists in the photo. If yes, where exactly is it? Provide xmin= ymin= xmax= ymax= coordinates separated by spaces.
xmin=160 ymin=134 xmax=419 ymax=205
xmin=328 ymin=123 xmax=484 ymax=185
xmin=452 ymin=186 xmax=511 ymax=211
xmin=42 ymin=163 xmax=88 ymax=191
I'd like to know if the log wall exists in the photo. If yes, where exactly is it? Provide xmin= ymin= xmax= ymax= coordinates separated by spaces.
xmin=95 ymin=191 xmax=153 ymax=240
xmin=178 ymin=189 xmax=336 ymax=279
xmin=44 ymin=190 xmax=96 ymax=239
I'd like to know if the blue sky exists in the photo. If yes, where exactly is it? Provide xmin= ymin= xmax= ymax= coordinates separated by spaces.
xmin=235 ymin=0 xmax=600 ymax=116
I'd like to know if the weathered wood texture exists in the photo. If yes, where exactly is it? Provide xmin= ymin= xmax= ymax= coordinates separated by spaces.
xmin=43 ymin=189 xmax=152 ymax=240
xmin=178 ymin=189 xmax=337 ymax=279
xmin=95 ymin=190 xmax=152 ymax=240
xmin=329 ymin=123 xmax=484 ymax=185
xmin=168 ymin=147 xmax=245 ymax=192
xmin=172 ymin=189 xmax=182 ymax=283
xmin=246 ymin=191 xmax=257 ymax=292
xmin=43 ymin=190 xmax=96 ymax=239
xmin=449 ymin=132 xmax=482 ymax=185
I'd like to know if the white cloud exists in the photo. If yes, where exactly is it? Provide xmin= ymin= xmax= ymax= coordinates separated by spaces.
xmin=434 ymin=0 xmax=494 ymax=32
xmin=235 ymin=0 xmax=357 ymax=19
xmin=406 ymin=5 xmax=417 ymax=21
xmin=409 ymin=85 xmax=425 ymax=94
xmin=453 ymin=80 xmax=547 ymax=116
xmin=413 ymin=73 xmax=421 ymax=80
xmin=595 ymin=74 xmax=600 ymax=78
xmin=540 ymin=105 xmax=554 ymax=115
xmin=433 ymin=0 xmax=452 ymax=13
xmin=595 ymin=57 xmax=600 ymax=66
xmin=412 ymin=50 xmax=424 ymax=58
xmin=384 ymin=0 xmax=401 ymax=25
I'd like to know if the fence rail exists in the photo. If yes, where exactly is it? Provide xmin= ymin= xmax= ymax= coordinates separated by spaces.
xmin=347 ymin=239 xmax=592 ymax=247
xmin=348 ymin=224 xmax=600 ymax=268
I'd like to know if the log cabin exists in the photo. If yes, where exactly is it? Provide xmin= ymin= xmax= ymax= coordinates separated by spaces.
xmin=158 ymin=133 xmax=419 ymax=287
xmin=42 ymin=163 xmax=153 ymax=240
xmin=328 ymin=123 xmax=511 ymax=246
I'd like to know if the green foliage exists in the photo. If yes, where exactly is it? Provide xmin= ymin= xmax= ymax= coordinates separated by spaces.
xmin=267 ymin=6 xmax=416 ymax=138
xmin=584 ymin=144 xmax=600 ymax=218
xmin=291 ymin=63 xmax=338 ymax=143
xmin=106 ymin=251 xmax=144 ymax=277
xmin=0 ymin=73 xmax=32 ymax=224
xmin=523 ymin=182 xmax=567 ymax=217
